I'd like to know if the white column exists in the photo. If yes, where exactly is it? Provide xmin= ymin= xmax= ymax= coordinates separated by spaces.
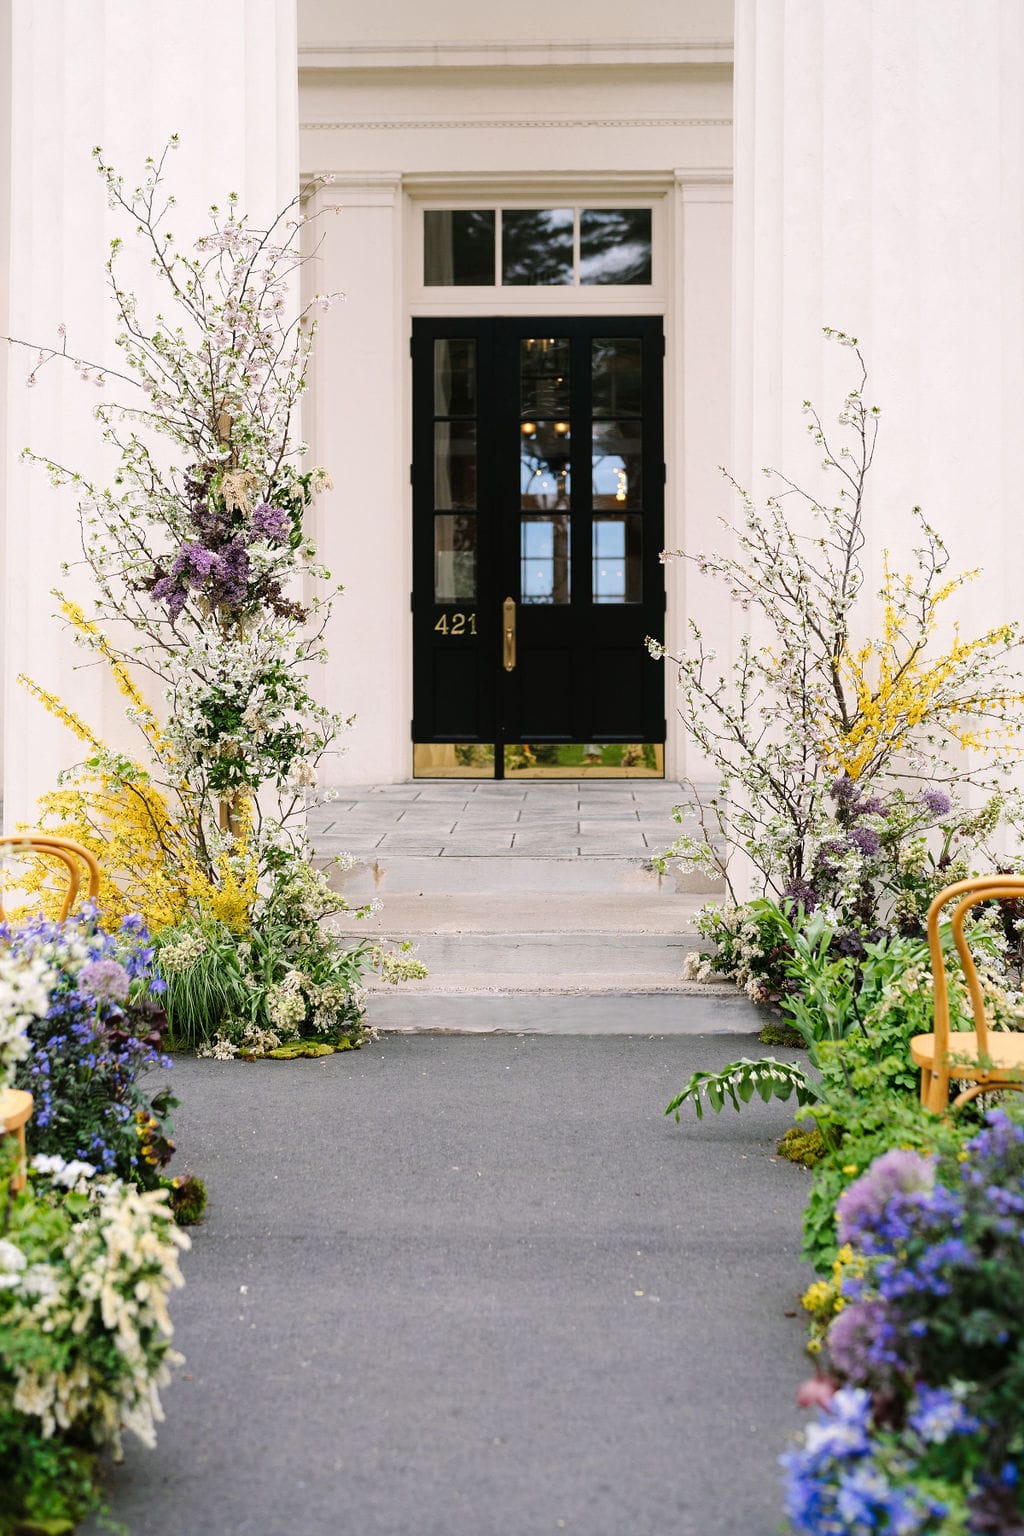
xmin=668 ymin=172 xmax=733 ymax=784
xmin=733 ymin=0 xmax=1024 ymax=632
xmin=729 ymin=0 xmax=1024 ymax=886
xmin=3 ymin=0 xmax=298 ymax=830
xmin=302 ymin=174 xmax=409 ymax=787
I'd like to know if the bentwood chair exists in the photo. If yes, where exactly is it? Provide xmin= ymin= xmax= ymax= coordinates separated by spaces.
xmin=911 ymin=876 xmax=1024 ymax=1113
xmin=0 ymin=1088 xmax=33 ymax=1191
xmin=0 ymin=835 xmax=101 ymax=923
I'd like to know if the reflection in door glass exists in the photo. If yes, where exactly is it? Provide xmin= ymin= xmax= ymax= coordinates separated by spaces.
xmin=520 ymin=421 xmax=571 ymax=509
xmin=434 ymin=514 xmax=477 ymax=602
xmin=592 ymin=515 xmax=642 ymax=604
xmin=434 ymin=421 xmax=477 ymax=509
xmin=579 ymin=209 xmax=652 ymax=284
xmin=520 ymin=336 xmax=571 ymax=417
xmin=520 ymin=515 xmax=571 ymax=604
xmin=502 ymin=210 xmax=574 ymax=285
xmin=592 ymin=420 xmax=642 ymax=509
xmin=424 ymin=210 xmax=496 ymax=286
xmin=434 ymin=338 xmax=476 ymax=415
xmin=591 ymin=338 xmax=642 ymax=416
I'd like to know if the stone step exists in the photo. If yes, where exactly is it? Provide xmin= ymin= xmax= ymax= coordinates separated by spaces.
xmin=327 ymin=852 xmax=723 ymax=898
xmin=366 ymin=983 xmax=757 ymax=1035
xmin=356 ymin=891 xmax=708 ymax=977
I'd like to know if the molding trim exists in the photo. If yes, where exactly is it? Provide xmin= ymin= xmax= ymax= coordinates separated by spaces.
xmin=298 ymin=38 xmax=734 ymax=70
xmin=302 ymin=116 xmax=733 ymax=132
xmin=399 ymin=169 xmax=678 ymax=197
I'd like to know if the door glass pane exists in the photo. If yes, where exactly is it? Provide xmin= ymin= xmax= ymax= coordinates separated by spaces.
xmin=520 ymin=337 xmax=570 ymax=416
xmin=434 ymin=514 xmax=477 ymax=601
xmin=579 ymin=209 xmax=652 ymax=285
xmin=592 ymin=338 xmax=642 ymax=416
xmin=520 ymin=515 xmax=571 ymax=603
xmin=592 ymin=515 xmax=642 ymax=604
xmin=502 ymin=209 xmax=574 ymax=285
xmin=424 ymin=210 xmax=495 ymax=286
xmin=434 ymin=338 xmax=476 ymax=415
xmin=434 ymin=421 xmax=477 ymax=509
xmin=520 ymin=421 xmax=571 ymax=509
xmin=592 ymin=420 xmax=642 ymax=509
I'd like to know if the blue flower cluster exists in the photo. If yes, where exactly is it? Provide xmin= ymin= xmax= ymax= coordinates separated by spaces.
xmin=5 ymin=906 xmax=174 ymax=1180
xmin=782 ymin=1385 xmax=969 ymax=1534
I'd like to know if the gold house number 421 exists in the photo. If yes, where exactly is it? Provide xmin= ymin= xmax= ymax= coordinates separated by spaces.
xmin=434 ymin=612 xmax=478 ymax=636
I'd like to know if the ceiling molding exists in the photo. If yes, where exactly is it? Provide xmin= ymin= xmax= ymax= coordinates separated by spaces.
xmin=302 ymin=117 xmax=733 ymax=133
xmin=298 ymin=38 xmax=734 ymax=70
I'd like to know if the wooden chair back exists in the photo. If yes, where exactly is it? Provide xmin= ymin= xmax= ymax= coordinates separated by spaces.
xmin=0 ymin=836 xmax=101 ymax=924
xmin=927 ymin=874 xmax=1024 ymax=1058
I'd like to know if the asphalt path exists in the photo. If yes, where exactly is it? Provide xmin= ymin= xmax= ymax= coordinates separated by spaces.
xmin=87 ymin=1032 xmax=813 ymax=1536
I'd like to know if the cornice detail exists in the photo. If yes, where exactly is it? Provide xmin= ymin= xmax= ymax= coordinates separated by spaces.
xmin=298 ymin=37 xmax=733 ymax=69
xmin=302 ymin=117 xmax=733 ymax=132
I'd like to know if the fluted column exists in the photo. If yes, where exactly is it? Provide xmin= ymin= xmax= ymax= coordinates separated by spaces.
xmin=729 ymin=0 xmax=1024 ymax=889
xmin=3 ymin=0 xmax=298 ymax=829
xmin=734 ymin=0 xmax=1024 ymax=627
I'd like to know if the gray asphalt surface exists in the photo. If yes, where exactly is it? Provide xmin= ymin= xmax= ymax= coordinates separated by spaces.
xmin=90 ymin=1032 xmax=813 ymax=1536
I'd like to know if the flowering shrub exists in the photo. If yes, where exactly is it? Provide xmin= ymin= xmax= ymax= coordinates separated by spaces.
xmin=0 ymin=1140 xmax=189 ymax=1530
xmin=783 ymin=1109 xmax=1024 ymax=1532
xmin=4 ymin=142 xmax=424 ymax=1043
xmin=782 ymin=1385 xmax=976 ymax=1533
xmin=155 ymin=853 xmax=426 ymax=1055
xmin=3 ymin=907 xmax=177 ymax=1184
xmin=654 ymin=333 xmax=1024 ymax=911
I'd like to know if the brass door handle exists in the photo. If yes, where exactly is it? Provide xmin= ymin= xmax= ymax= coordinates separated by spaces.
xmin=502 ymin=596 xmax=516 ymax=672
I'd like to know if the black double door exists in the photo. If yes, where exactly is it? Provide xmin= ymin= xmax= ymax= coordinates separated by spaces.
xmin=412 ymin=316 xmax=665 ymax=775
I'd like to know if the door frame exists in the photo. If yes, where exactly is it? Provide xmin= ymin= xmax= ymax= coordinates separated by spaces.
xmin=411 ymin=315 xmax=666 ymax=776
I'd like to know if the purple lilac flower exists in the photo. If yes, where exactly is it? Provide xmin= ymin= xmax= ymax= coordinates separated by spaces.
xmin=919 ymin=788 xmax=952 ymax=818
xmin=782 ymin=877 xmax=818 ymax=913
xmin=250 ymin=502 xmax=290 ymax=543
xmin=836 ymin=1150 xmax=937 ymax=1246
xmin=209 ymin=540 xmax=250 ymax=609
xmin=78 ymin=958 xmax=130 ymax=1003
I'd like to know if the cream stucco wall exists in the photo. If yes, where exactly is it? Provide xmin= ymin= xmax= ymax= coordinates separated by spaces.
xmin=297 ymin=5 xmax=734 ymax=783
xmin=2 ymin=0 xmax=299 ymax=831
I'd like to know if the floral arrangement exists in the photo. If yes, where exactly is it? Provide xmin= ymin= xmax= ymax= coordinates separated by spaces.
xmin=5 ymin=141 xmax=423 ymax=1045
xmin=0 ymin=1140 xmax=189 ymax=1531
xmin=3 ymin=906 xmax=179 ymax=1183
xmin=653 ymin=331 xmax=1024 ymax=916
xmin=785 ymin=1110 xmax=1024 ymax=1532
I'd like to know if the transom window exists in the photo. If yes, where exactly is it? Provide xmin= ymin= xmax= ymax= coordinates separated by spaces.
xmin=424 ymin=207 xmax=653 ymax=288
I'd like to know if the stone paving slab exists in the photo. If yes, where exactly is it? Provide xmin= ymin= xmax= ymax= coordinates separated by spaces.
xmin=86 ymin=1035 xmax=811 ymax=1536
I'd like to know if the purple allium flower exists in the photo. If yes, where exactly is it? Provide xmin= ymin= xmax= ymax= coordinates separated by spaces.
xmin=836 ymin=1150 xmax=936 ymax=1245
xmin=250 ymin=502 xmax=289 ymax=543
xmin=854 ymin=795 xmax=887 ymax=818
xmin=848 ymin=825 xmax=881 ymax=857
xmin=827 ymin=1301 xmax=895 ymax=1382
xmin=919 ymin=788 xmax=952 ymax=818
xmin=78 ymin=958 xmax=130 ymax=1004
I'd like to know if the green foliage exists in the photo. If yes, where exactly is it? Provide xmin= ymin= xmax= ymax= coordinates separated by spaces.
xmin=777 ymin=1125 xmax=827 ymax=1166
xmin=165 ymin=1173 xmax=207 ymax=1226
xmin=665 ymin=1057 xmax=817 ymax=1120
xmin=0 ymin=1404 xmax=102 ymax=1536
xmin=759 ymin=1021 xmax=804 ymax=1048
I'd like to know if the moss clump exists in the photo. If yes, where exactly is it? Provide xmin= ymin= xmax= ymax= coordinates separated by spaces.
xmin=760 ymin=1021 xmax=805 ymax=1049
xmin=167 ymin=1173 xmax=208 ymax=1226
xmin=264 ymin=1037 xmax=359 ymax=1059
xmin=777 ymin=1125 xmax=827 ymax=1167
